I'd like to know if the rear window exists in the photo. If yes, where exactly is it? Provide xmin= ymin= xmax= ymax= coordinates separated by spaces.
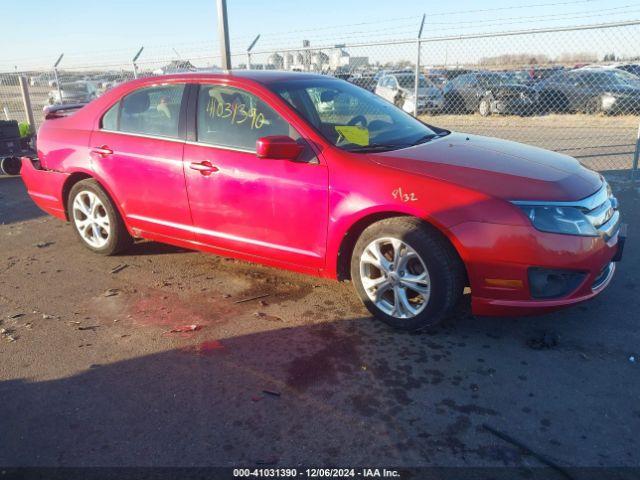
xmin=109 ymin=84 xmax=186 ymax=138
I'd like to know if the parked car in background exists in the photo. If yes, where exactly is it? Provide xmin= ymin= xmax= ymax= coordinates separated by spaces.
xmin=375 ymin=73 xmax=444 ymax=113
xmin=443 ymin=71 xmax=538 ymax=116
xmin=30 ymin=73 xmax=51 ymax=87
xmin=536 ymin=68 xmax=640 ymax=114
xmin=348 ymin=72 xmax=377 ymax=92
xmin=92 ymin=73 xmax=127 ymax=91
xmin=48 ymin=81 xmax=98 ymax=105
xmin=22 ymin=71 xmax=623 ymax=330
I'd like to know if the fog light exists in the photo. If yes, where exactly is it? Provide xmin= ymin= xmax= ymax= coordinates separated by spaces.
xmin=528 ymin=268 xmax=586 ymax=299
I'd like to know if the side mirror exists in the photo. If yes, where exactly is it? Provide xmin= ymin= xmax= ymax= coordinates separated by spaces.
xmin=256 ymin=136 xmax=304 ymax=161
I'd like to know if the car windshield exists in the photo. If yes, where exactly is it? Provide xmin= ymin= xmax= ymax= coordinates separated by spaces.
xmin=269 ymin=78 xmax=441 ymax=152
xmin=395 ymin=75 xmax=429 ymax=89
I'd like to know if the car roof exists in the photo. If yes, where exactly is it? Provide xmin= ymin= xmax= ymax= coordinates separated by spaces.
xmin=140 ymin=70 xmax=330 ymax=85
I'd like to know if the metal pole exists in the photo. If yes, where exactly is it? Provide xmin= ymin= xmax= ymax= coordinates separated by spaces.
xmin=53 ymin=53 xmax=63 ymax=104
xmin=132 ymin=46 xmax=144 ymax=79
xmin=414 ymin=14 xmax=425 ymax=117
xmin=18 ymin=76 xmax=35 ymax=133
xmin=217 ymin=0 xmax=232 ymax=70
xmin=246 ymin=34 xmax=260 ymax=71
xmin=632 ymin=120 xmax=640 ymax=180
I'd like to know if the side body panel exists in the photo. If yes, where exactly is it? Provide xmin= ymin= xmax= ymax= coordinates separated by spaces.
xmin=88 ymin=130 xmax=192 ymax=241
xmin=183 ymin=143 xmax=328 ymax=269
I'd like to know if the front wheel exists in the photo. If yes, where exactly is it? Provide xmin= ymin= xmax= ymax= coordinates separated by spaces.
xmin=67 ymin=179 xmax=132 ymax=255
xmin=350 ymin=217 xmax=465 ymax=331
xmin=478 ymin=96 xmax=492 ymax=116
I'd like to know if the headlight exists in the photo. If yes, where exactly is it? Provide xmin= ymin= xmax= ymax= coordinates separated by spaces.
xmin=516 ymin=205 xmax=598 ymax=236
xmin=601 ymin=93 xmax=616 ymax=109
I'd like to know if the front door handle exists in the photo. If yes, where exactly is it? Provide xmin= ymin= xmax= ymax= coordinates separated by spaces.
xmin=91 ymin=145 xmax=113 ymax=157
xmin=190 ymin=161 xmax=219 ymax=176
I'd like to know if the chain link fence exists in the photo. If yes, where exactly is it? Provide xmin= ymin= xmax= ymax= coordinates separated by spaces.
xmin=1 ymin=20 xmax=639 ymax=173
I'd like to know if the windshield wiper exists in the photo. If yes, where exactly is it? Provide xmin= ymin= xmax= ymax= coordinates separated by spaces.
xmin=347 ymin=143 xmax=410 ymax=153
xmin=412 ymin=131 xmax=449 ymax=146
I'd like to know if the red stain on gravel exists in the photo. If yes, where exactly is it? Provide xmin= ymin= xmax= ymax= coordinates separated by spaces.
xmin=180 ymin=340 xmax=226 ymax=356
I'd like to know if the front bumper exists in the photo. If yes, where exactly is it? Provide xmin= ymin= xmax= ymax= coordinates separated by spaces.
xmin=404 ymin=98 xmax=444 ymax=113
xmin=450 ymin=221 xmax=624 ymax=317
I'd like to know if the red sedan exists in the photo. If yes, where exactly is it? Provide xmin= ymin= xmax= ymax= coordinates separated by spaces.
xmin=21 ymin=71 xmax=624 ymax=330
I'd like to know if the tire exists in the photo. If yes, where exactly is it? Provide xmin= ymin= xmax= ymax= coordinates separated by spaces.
xmin=0 ymin=156 xmax=21 ymax=175
xmin=584 ymin=96 xmax=602 ymax=114
xmin=350 ymin=217 xmax=465 ymax=331
xmin=478 ymin=96 xmax=492 ymax=116
xmin=67 ymin=179 xmax=132 ymax=255
xmin=393 ymin=94 xmax=405 ymax=109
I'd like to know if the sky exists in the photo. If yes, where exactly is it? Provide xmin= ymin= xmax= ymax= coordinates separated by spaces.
xmin=1 ymin=0 xmax=639 ymax=70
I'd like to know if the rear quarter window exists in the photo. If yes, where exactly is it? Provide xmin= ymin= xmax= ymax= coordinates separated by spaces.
xmin=101 ymin=102 xmax=119 ymax=130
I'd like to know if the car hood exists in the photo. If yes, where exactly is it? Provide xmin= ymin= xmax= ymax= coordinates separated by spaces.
xmin=372 ymin=133 xmax=602 ymax=201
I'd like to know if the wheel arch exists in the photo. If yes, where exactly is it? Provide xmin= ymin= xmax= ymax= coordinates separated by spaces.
xmin=61 ymin=171 xmax=128 ymax=230
xmin=336 ymin=212 xmax=469 ymax=285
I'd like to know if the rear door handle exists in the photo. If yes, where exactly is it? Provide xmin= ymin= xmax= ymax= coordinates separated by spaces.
xmin=91 ymin=145 xmax=113 ymax=157
xmin=189 ymin=161 xmax=219 ymax=176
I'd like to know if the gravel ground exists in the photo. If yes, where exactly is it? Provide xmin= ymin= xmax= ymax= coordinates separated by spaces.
xmin=0 ymin=172 xmax=639 ymax=470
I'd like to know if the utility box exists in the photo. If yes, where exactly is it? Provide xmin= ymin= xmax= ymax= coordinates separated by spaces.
xmin=0 ymin=120 xmax=21 ymax=156
xmin=0 ymin=120 xmax=26 ymax=175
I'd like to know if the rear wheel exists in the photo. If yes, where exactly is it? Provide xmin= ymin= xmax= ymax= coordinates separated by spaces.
xmin=67 ymin=179 xmax=132 ymax=255
xmin=350 ymin=217 xmax=465 ymax=331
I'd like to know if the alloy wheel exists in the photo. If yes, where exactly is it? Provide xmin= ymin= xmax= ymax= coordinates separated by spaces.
xmin=359 ymin=237 xmax=431 ymax=319
xmin=479 ymin=99 xmax=490 ymax=116
xmin=72 ymin=190 xmax=111 ymax=249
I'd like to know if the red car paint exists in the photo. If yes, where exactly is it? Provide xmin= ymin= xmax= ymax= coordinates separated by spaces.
xmin=21 ymin=71 xmax=622 ymax=316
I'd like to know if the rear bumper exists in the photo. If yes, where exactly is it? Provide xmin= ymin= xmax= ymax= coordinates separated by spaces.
xmin=19 ymin=156 xmax=68 ymax=220
xmin=450 ymin=221 xmax=623 ymax=317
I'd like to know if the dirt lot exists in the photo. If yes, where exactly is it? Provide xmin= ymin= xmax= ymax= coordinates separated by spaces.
xmin=0 ymin=173 xmax=639 ymax=471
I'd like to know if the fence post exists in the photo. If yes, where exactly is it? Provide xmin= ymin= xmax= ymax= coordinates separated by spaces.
xmin=246 ymin=34 xmax=260 ymax=70
xmin=132 ymin=46 xmax=144 ymax=79
xmin=53 ymin=53 xmax=63 ymax=103
xmin=18 ymin=76 xmax=35 ymax=133
xmin=632 ymin=120 xmax=640 ymax=181
xmin=414 ymin=14 xmax=426 ymax=118
xmin=217 ymin=0 xmax=232 ymax=70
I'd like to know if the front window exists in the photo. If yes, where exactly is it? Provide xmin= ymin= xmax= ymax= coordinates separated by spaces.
xmin=196 ymin=84 xmax=294 ymax=151
xmin=269 ymin=78 xmax=441 ymax=152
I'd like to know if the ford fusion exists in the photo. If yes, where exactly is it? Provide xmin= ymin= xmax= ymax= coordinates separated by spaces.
xmin=21 ymin=71 xmax=624 ymax=330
